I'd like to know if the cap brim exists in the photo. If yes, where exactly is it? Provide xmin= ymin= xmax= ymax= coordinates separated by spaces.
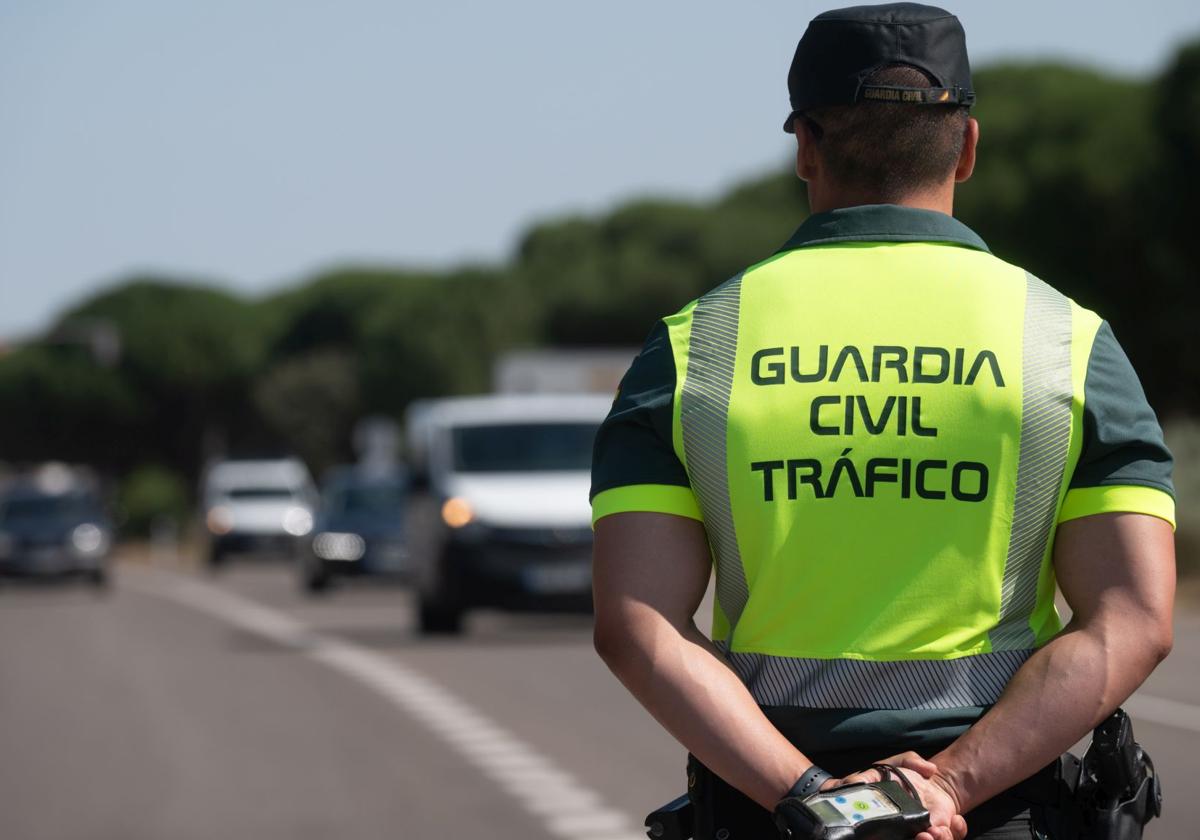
xmin=783 ymin=111 xmax=798 ymax=133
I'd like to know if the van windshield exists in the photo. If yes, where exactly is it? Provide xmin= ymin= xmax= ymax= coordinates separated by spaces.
xmin=451 ymin=423 xmax=598 ymax=473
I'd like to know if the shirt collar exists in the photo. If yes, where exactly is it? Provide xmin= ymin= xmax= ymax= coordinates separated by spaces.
xmin=778 ymin=204 xmax=990 ymax=253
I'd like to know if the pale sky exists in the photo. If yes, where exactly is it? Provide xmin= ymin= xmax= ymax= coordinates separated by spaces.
xmin=2 ymin=0 xmax=1198 ymax=337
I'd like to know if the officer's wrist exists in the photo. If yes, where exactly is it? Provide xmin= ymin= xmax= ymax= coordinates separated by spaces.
xmin=921 ymin=768 xmax=969 ymax=816
xmin=925 ymin=755 xmax=972 ymax=813
xmin=784 ymin=764 xmax=834 ymax=801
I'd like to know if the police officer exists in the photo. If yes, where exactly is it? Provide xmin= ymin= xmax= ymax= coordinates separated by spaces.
xmin=590 ymin=4 xmax=1176 ymax=839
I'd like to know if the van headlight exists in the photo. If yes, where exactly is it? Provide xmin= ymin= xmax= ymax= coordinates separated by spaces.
xmin=441 ymin=497 xmax=475 ymax=529
xmin=282 ymin=507 xmax=314 ymax=537
xmin=206 ymin=506 xmax=234 ymax=535
xmin=71 ymin=523 xmax=109 ymax=556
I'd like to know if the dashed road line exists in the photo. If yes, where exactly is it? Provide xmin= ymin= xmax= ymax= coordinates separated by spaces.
xmin=120 ymin=567 xmax=647 ymax=840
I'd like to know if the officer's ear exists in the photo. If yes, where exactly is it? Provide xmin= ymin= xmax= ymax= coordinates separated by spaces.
xmin=954 ymin=116 xmax=980 ymax=183
xmin=794 ymin=116 xmax=822 ymax=183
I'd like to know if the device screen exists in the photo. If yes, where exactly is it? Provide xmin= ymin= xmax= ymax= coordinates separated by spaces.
xmin=818 ymin=787 xmax=901 ymax=823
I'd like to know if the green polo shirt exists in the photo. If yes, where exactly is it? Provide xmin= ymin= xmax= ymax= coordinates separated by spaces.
xmin=590 ymin=204 xmax=1174 ymax=754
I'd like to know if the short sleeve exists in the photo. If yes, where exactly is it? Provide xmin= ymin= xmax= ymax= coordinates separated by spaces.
xmin=1060 ymin=321 xmax=1175 ymax=528
xmin=590 ymin=321 xmax=700 ymax=525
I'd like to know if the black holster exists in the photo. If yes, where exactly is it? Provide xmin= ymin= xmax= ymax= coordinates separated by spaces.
xmin=1051 ymin=715 xmax=1163 ymax=840
xmin=1083 ymin=771 xmax=1161 ymax=840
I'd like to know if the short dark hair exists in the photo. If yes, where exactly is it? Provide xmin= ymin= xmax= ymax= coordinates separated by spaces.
xmin=802 ymin=65 xmax=969 ymax=199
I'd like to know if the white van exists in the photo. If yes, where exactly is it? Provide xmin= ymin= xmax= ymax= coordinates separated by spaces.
xmin=201 ymin=458 xmax=317 ymax=568
xmin=405 ymin=393 xmax=611 ymax=633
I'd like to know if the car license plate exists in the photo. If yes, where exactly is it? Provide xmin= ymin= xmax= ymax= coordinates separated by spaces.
xmin=523 ymin=561 xmax=592 ymax=594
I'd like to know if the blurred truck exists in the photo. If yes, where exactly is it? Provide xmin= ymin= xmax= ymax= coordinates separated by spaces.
xmin=405 ymin=393 xmax=611 ymax=634
xmin=493 ymin=348 xmax=634 ymax=395
xmin=201 ymin=458 xmax=317 ymax=569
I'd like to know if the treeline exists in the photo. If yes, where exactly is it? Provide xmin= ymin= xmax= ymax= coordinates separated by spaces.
xmin=1 ymin=44 xmax=1198 ymax=531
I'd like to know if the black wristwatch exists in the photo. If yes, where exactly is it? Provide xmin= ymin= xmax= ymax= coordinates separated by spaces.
xmin=787 ymin=764 xmax=834 ymax=799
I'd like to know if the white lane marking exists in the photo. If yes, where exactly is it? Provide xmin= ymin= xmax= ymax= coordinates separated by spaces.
xmin=1125 ymin=692 xmax=1200 ymax=734
xmin=121 ymin=568 xmax=647 ymax=840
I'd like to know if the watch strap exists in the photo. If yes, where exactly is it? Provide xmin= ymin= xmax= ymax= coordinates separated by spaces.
xmin=786 ymin=764 xmax=834 ymax=800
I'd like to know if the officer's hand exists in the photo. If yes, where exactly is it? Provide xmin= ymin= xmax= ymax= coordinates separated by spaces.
xmin=902 ymin=771 xmax=966 ymax=840
xmin=880 ymin=751 xmax=939 ymax=780
xmin=835 ymin=750 xmax=937 ymax=785
xmin=838 ymin=760 xmax=966 ymax=840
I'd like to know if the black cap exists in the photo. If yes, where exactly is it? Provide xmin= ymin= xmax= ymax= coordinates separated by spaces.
xmin=783 ymin=3 xmax=974 ymax=132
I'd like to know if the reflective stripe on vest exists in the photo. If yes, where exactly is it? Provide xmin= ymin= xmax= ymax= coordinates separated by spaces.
xmin=723 ymin=647 xmax=1032 ymax=710
xmin=680 ymin=274 xmax=750 ymax=643
xmin=989 ymin=273 xmax=1074 ymax=651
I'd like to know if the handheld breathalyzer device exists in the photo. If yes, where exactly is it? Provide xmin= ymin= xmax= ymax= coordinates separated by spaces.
xmin=774 ymin=765 xmax=931 ymax=840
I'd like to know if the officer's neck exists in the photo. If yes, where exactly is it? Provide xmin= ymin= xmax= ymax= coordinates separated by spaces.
xmin=807 ymin=181 xmax=955 ymax=216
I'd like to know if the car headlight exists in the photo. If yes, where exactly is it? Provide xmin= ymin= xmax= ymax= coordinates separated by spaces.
xmin=71 ymin=523 xmax=109 ymax=556
xmin=206 ymin=506 xmax=234 ymax=535
xmin=441 ymin=497 xmax=474 ymax=529
xmin=312 ymin=532 xmax=365 ymax=562
xmin=282 ymin=507 xmax=314 ymax=537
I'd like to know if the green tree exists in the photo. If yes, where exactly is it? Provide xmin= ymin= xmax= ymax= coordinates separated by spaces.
xmin=1146 ymin=41 xmax=1200 ymax=412
xmin=56 ymin=279 xmax=269 ymax=476
xmin=253 ymin=349 xmax=361 ymax=474
xmin=515 ymin=185 xmax=807 ymax=347
xmin=359 ymin=267 xmax=534 ymax=415
xmin=118 ymin=464 xmax=190 ymax=536
xmin=0 ymin=344 xmax=143 ymax=471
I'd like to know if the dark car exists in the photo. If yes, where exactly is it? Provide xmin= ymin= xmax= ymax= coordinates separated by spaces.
xmin=0 ymin=481 xmax=113 ymax=587
xmin=298 ymin=466 xmax=410 ymax=594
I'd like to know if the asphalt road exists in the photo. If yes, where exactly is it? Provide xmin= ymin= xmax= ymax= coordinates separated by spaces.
xmin=1 ymin=555 xmax=1197 ymax=840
